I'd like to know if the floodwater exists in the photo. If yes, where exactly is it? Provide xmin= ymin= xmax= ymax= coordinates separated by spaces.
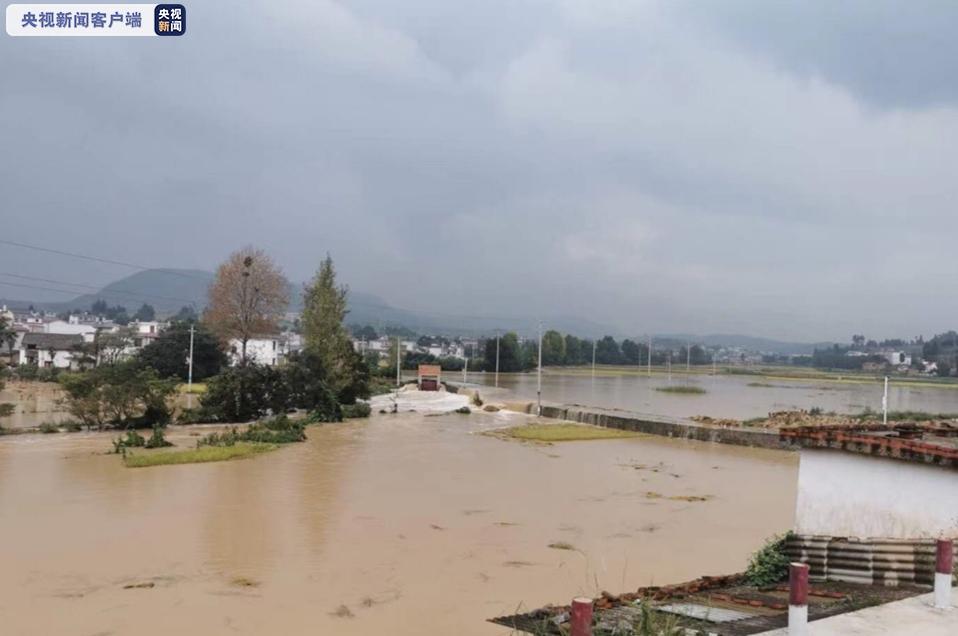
xmin=466 ymin=370 xmax=958 ymax=420
xmin=0 ymin=380 xmax=69 ymax=429
xmin=0 ymin=406 xmax=796 ymax=635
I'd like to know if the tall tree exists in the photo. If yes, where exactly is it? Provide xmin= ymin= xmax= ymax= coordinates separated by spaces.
xmin=137 ymin=322 xmax=227 ymax=381
xmin=301 ymin=255 xmax=368 ymax=402
xmin=204 ymin=246 xmax=290 ymax=363
xmin=541 ymin=330 xmax=566 ymax=366
xmin=133 ymin=303 xmax=156 ymax=321
xmin=484 ymin=332 xmax=524 ymax=372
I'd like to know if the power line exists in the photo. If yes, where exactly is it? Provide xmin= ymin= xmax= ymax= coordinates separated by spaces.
xmin=0 ymin=272 xmax=198 ymax=305
xmin=0 ymin=279 xmax=196 ymax=309
xmin=0 ymin=239 xmax=206 ymax=280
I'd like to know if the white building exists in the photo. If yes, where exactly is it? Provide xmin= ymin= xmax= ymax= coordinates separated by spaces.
xmin=18 ymin=333 xmax=84 ymax=369
xmin=44 ymin=319 xmax=99 ymax=342
xmin=881 ymin=350 xmax=912 ymax=367
xmin=228 ymin=337 xmax=289 ymax=366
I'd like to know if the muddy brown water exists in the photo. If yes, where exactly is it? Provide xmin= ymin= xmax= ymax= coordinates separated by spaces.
xmin=0 ymin=411 xmax=796 ymax=635
xmin=467 ymin=371 xmax=958 ymax=420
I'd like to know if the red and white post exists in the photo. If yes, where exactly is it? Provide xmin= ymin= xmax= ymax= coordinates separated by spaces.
xmin=789 ymin=562 xmax=809 ymax=635
xmin=935 ymin=538 xmax=953 ymax=610
xmin=570 ymin=597 xmax=593 ymax=636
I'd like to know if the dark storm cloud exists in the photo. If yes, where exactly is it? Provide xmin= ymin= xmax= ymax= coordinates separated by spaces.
xmin=1 ymin=1 xmax=956 ymax=341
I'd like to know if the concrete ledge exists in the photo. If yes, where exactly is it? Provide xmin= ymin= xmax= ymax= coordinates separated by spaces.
xmin=540 ymin=403 xmax=788 ymax=450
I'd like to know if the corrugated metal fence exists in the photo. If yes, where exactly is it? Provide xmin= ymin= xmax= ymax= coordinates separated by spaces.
xmin=787 ymin=535 xmax=955 ymax=587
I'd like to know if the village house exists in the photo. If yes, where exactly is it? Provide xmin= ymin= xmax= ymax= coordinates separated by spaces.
xmin=18 ymin=333 xmax=84 ymax=369
xmin=228 ymin=336 xmax=289 ymax=366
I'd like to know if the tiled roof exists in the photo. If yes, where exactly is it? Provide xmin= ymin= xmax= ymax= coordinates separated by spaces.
xmin=781 ymin=424 xmax=958 ymax=469
xmin=21 ymin=333 xmax=84 ymax=350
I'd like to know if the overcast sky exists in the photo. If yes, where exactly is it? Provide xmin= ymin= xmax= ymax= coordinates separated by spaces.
xmin=2 ymin=1 xmax=957 ymax=341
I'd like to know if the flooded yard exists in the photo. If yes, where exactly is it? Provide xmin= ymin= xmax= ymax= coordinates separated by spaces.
xmin=0 ymin=408 xmax=796 ymax=635
xmin=468 ymin=371 xmax=958 ymax=420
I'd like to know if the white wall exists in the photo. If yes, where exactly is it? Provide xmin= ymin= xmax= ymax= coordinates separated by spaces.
xmin=229 ymin=338 xmax=285 ymax=366
xmin=795 ymin=450 xmax=958 ymax=539
xmin=18 ymin=348 xmax=74 ymax=369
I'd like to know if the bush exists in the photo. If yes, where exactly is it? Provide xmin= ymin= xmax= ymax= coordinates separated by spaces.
xmin=197 ymin=415 xmax=306 ymax=447
xmin=63 ymin=420 xmax=83 ymax=432
xmin=39 ymin=422 xmax=59 ymax=434
xmin=112 ymin=429 xmax=146 ymax=453
xmin=341 ymin=402 xmax=371 ymax=419
xmin=144 ymin=425 xmax=173 ymax=449
xmin=12 ymin=364 xmax=60 ymax=382
xmin=745 ymin=533 xmax=794 ymax=586
xmin=59 ymin=362 xmax=176 ymax=429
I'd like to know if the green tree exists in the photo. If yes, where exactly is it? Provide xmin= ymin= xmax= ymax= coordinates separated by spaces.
xmin=133 ymin=303 xmax=156 ymax=321
xmin=59 ymin=362 xmax=176 ymax=429
xmin=483 ymin=332 xmax=526 ymax=372
xmin=137 ymin=322 xmax=227 ymax=381
xmin=541 ymin=330 xmax=566 ymax=366
xmin=595 ymin=336 xmax=622 ymax=364
xmin=0 ymin=315 xmax=17 ymax=366
xmin=301 ymin=255 xmax=368 ymax=402
xmin=621 ymin=339 xmax=640 ymax=364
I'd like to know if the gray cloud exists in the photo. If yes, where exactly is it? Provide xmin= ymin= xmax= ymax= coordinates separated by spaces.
xmin=1 ymin=0 xmax=956 ymax=341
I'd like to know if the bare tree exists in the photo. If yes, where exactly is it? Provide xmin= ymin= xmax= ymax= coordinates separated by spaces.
xmin=204 ymin=247 xmax=290 ymax=363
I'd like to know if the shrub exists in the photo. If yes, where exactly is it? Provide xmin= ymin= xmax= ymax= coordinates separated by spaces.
xmin=200 ymin=363 xmax=290 ymax=423
xmin=112 ymin=429 xmax=146 ymax=453
xmin=144 ymin=425 xmax=173 ymax=449
xmin=59 ymin=362 xmax=176 ymax=429
xmin=62 ymin=420 xmax=83 ymax=432
xmin=341 ymin=402 xmax=371 ymax=419
xmin=39 ymin=422 xmax=59 ymax=434
xmin=197 ymin=415 xmax=306 ymax=447
xmin=745 ymin=533 xmax=794 ymax=586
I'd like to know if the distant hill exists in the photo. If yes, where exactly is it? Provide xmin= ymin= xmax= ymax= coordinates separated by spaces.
xmin=57 ymin=269 xmax=214 ymax=315
xmin=0 ymin=269 xmax=827 ymax=350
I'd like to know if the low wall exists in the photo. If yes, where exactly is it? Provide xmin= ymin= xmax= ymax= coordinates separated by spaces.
xmin=786 ymin=535 xmax=954 ymax=587
xmin=538 ymin=404 xmax=786 ymax=450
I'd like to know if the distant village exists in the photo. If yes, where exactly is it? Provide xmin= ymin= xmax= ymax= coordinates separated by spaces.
xmin=2 ymin=303 xmax=955 ymax=378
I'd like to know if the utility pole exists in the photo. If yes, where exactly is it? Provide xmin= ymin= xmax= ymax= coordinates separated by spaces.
xmin=463 ymin=344 xmax=469 ymax=384
xmin=495 ymin=331 xmax=500 ymax=388
xmin=882 ymin=376 xmax=889 ymax=427
xmin=686 ymin=340 xmax=691 ymax=373
xmin=537 ymin=321 xmax=543 ymax=416
xmin=592 ymin=338 xmax=597 ymax=379
xmin=647 ymin=334 xmax=652 ymax=377
xmin=395 ymin=336 xmax=401 ymax=388
xmin=187 ymin=323 xmax=195 ymax=409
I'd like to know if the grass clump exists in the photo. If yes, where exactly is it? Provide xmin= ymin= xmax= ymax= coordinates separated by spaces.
xmin=745 ymin=532 xmax=794 ymax=586
xmin=39 ymin=422 xmax=60 ymax=434
xmin=495 ymin=423 xmax=639 ymax=442
xmin=123 ymin=443 xmax=278 ymax=467
xmin=656 ymin=385 xmax=707 ymax=394
xmin=547 ymin=541 xmax=576 ymax=551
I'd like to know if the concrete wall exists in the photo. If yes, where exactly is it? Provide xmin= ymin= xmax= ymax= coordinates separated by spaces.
xmin=795 ymin=449 xmax=958 ymax=539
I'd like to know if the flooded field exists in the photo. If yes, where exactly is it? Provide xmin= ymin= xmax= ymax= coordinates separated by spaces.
xmin=0 ymin=381 xmax=69 ymax=429
xmin=467 ymin=370 xmax=958 ymax=420
xmin=0 ymin=408 xmax=796 ymax=635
